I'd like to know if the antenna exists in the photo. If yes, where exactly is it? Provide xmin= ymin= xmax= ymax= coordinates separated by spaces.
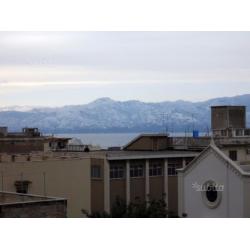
xmin=206 ymin=125 xmax=210 ymax=136
xmin=155 ymin=112 xmax=169 ymax=135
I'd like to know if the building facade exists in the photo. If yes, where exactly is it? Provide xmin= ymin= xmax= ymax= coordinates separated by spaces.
xmin=0 ymin=154 xmax=91 ymax=217
xmin=0 ymin=127 xmax=70 ymax=154
xmin=0 ymin=135 xmax=199 ymax=217
xmin=178 ymin=143 xmax=250 ymax=217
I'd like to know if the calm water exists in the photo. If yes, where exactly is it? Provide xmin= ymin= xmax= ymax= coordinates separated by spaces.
xmin=55 ymin=132 xmax=203 ymax=149
xmin=56 ymin=133 xmax=139 ymax=148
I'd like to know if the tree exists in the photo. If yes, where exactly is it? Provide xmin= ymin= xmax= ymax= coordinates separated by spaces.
xmin=82 ymin=197 xmax=178 ymax=218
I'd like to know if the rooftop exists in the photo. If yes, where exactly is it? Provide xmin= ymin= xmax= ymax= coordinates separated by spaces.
xmin=0 ymin=191 xmax=66 ymax=206
xmin=107 ymin=150 xmax=199 ymax=160
xmin=211 ymin=105 xmax=246 ymax=108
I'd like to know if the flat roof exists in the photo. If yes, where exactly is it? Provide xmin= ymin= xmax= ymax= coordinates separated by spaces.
xmin=0 ymin=191 xmax=66 ymax=206
xmin=211 ymin=105 xmax=245 ymax=108
xmin=0 ymin=136 xmax=71 ymax=141
xmin=107 ymin=150 xmax=199 ymax=160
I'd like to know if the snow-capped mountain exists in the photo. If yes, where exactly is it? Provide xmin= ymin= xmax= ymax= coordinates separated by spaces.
xmin=0 ymin=106 xmax=38 ymax=112
xmin=1 ymin=95 xmax=250 ymax=133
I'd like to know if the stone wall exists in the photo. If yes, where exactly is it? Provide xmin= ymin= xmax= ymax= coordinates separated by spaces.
xmin=0 ymin=199 xmax=67 ymax=218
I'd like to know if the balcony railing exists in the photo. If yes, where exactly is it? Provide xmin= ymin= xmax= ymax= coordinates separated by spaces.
xmin=51 ymin=144 xmax=89 ymax=152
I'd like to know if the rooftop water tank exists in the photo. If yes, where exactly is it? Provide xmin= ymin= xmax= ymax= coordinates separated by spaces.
xmin=193 ymin=130 xmax=199 ymax=138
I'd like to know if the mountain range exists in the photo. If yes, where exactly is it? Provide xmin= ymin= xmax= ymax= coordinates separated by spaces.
xmin=1 ymin=94 xmax=250 ymax=133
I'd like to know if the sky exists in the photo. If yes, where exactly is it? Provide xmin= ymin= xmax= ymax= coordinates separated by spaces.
xmin=1 ymin=31 xmax=250 ymax=107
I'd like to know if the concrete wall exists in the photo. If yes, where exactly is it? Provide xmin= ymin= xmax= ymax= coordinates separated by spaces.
xmin=91 ymin=179 xmax=104 ymax=213
xmin=222 ymin=147 xmax=250 ymax=162
xmin=243 ymin=179 xmax=250 ymax=217
xmin=0 ymin=140 xmax=44 ymax=153
xmin=0 ymin=158 xmax=91 ymax=218
xmin=130 ymin=177 xmax=145 ymax=203
xmin=110 ymin=179 xmax=126 ymax=207
xmin=211 ymin=106 xmax=229 ymax=130
xmin=211 ymin=106 xmax=246 ymax=130
xmin=149 ymin=176 xmax=164 ymax=201
xmin=90 ymin=158 xmax=105 ymax=213
xmin=0 ymin=200 xmax=67 ymax=218
xmin=168 ymin=176 xmax=178 ymax=215
xmin=228 ymin=107 xmax=246 ymax=128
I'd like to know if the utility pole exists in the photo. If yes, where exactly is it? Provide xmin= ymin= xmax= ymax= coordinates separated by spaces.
xmin=43 ymin=172 xmax=47 ymax=196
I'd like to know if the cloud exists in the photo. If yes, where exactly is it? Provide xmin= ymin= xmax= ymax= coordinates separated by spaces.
xmin=1 ymin=32 xmax=250 ymax=105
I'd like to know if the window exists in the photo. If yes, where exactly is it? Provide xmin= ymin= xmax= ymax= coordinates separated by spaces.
xmin=236 ymin=129 xmax=243 ymax=136
xmin=110 ymin=166 xmax=125 ymax=179
xmin=221 ymin=130 xmax=227 ymax=137
xmin=245 ymin=129 xmax=250 ymax=136
xmin=130 ymin=165 xmax=144 ymax=178
xmin=229 ymin=150 xmax=237 ymax=161
xmin=14 ymin=180 xmax=31 ymax=194
xmin=11 ymin=155 xmax=16 ymax=162
xmin=168 ymin=167 xmax=177 ymax=176
xmin=149 ymin=162 xmax=163 ymax=176
xmin=202 ymin=180 xmax=222 ymax=209
xmin=91 ymin=165 xmax=101 ymax=178
xmin=206 ymin=184 xmax=217 ymax=203
xmin=168 ymin=158 xmax=182 ymax=176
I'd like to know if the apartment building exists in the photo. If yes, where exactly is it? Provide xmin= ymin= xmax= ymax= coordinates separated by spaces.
xmin=0 ymin=134 xmax=199 ymax=217
xmin=90 ymin=135 xmax=199 ymax=216
xmin=0 ymin=153 xmax=91 ymax=217
xmin=0 ymin=127 xmax=70 ymax=153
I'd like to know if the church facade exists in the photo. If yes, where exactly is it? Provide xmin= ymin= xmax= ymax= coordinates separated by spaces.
xmin=178 ymin=143 xmax=250 ymax=218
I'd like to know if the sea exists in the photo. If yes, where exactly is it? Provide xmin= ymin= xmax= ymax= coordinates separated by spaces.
xmin=55 ymin=132 xmax=202 ymax=149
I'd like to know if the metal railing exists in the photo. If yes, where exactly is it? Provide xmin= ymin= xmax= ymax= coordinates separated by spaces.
xmin=51 ymin=144 xmax=89 ymax=152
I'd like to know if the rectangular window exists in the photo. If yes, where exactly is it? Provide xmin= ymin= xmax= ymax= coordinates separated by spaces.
xmin=245 ymin=129 xmax=250 ymax=136
xmin=168 ymin=158 xmax=182 ymax=176
xmin=11 ymin=155 xmax=16 ymax=162
xmin=91 ymin=165 xmax=101 ymax=178
xmin=236 ymin=129 xmax=243 ymax=136
xmin=130 ymin=165 xmax=144 ymax=178
xmin=15 ymin=180 xmax=31 ymax=194
xmin=168 ymin=167 xmax=177 ymax=176
xmin=221 ymin=130 xmax=227 ymax=137
xmin=149 ymin=162 xmax=163 ymax=176
xmin=229 ymin=150 xmax=237 ymax=161
xmin=110 ymin=166 xmax=125 ymax=179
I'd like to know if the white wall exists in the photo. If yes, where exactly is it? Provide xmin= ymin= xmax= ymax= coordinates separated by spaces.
xmin=182 ymin=150 xmax=243 ymax=217
xmin=243 ymin=179 xmax=250 ymax=217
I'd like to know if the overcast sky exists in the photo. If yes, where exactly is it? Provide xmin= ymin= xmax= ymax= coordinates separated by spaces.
xmin=1 ymin=31 xmax=250 ymax=106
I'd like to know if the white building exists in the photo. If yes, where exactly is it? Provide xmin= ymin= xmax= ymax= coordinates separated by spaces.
xmin=178 ymin=142 xmax=250 ymax=218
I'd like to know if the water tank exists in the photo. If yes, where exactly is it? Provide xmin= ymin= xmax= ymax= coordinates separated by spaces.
xmin=193 ymin=130 xmax=199 ymax=138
